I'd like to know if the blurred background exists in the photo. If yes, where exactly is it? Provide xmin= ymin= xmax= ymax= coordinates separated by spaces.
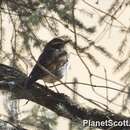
xmin=0 ymin=0 xmax=130 ymax=130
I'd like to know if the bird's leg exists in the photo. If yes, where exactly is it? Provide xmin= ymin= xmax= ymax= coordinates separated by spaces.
xmin=53 ymin=83 xmax=59 ymax=93
xmin=23 ymin=100 xmax=30 ymax=106
xmin=43 ymin=81 xmax=48 ymax=88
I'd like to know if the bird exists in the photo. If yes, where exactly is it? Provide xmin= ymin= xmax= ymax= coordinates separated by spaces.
xmin=25 ymin=38 xmax=70 ymax=88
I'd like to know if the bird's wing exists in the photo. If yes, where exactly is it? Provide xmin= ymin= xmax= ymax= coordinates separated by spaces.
xmin=39 ymin=47 xmax=67 ymax=65
xmin=38 ymin=48 xmax=57 ymax=65
xmin=28 ymin=48 xmax=56 ymax=79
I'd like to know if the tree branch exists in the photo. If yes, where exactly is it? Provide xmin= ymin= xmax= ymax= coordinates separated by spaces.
xmin=0 ymin=64 xmax=130 ymax=130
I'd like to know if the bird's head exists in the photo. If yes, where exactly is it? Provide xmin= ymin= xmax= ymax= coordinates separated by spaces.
xmin=45 ymin=38 xmax=71 ymax=50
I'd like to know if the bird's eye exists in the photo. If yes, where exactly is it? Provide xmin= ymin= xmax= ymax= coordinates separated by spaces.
xmin=53 ymin=44 xmax=63 ymax=49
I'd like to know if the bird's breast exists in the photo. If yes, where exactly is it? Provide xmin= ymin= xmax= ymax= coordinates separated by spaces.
xmin=42 ymin=61 xmax=68 ymax=83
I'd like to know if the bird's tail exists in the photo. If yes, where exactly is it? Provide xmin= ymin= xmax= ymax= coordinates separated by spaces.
xmin=24 ymin=76 xmax=35 ymax=88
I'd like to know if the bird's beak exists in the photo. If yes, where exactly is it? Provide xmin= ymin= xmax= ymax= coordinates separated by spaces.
xmin=64 ymin=39 xmax=71 ymax=44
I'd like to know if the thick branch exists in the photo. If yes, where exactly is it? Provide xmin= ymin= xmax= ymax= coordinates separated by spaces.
xmin=0 ymin=64 xmax=130 ymax=130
